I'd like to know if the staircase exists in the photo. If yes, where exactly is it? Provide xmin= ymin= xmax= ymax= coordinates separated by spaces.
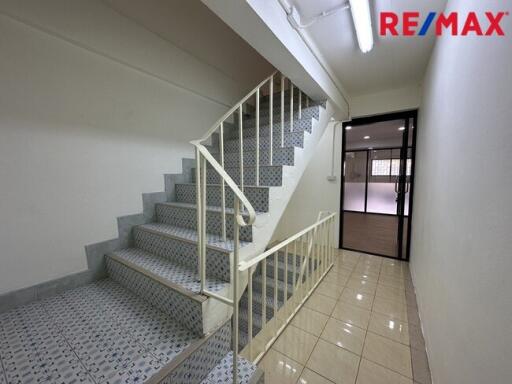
xmin=0 ymin=72 xmax=333 ymax=384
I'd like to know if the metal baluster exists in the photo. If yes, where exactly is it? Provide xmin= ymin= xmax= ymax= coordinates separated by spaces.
xmin=255 ymin=89 xmax=260 ymax=187
xmin=269 ymin=76 xmax=273 ymax=166
xmin=284 ymin=245 xmax=288 ymax=303
xmin=290 ymin=83 xmax=294 ymax=132
xmin=232 ymin=198 xmax=240 ymax=384
xmin=220 ymin=123 xmax=226 ymax=242
xmin=239 ymin=105 xmax=244 ymax=193
xmin=248 ymin=267 xmax=253 ymax=343
xmin=273 ymin=252 xmax=278 ymax=320
xmin=261 ymin=260 xmax=267 ymax=326
xmin=280 ymin=74 xmax=284 ymax=147
xmin=293 ymin=241 xmax=297 ymax=296
xmin=201 ymin=156 xmax=207 ymax=285
xmin=195 ymin=148 xmax=203 ymax=292
xmin=299 ymin=91 xmax=302 ymax=119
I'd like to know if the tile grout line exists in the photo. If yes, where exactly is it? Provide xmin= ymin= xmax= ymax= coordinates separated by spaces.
xmin=296 ymin=251 xmax=360 ymax=384
xmin=353 ymin=252 xmax=381 ymax=384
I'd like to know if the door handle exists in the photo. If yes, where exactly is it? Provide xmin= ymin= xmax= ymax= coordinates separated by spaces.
xmin=394 ymin=177 xmax=399 ymax=193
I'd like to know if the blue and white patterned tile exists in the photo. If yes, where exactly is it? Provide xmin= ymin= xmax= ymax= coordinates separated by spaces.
xmin=194 ymin=165 xmax=283 ymax=187
xmin=155 ymin=203 xmax=253 ymax=242
xmin=159 ymin=321 xmax=231 ymax=384
xmin=109 ymin=248 xmax=227 ymax=293
xmin=214 ymin=146 xmax=295 ymax=167
xmin=175 ymin=184 xmax=269 ymax=213
xmin=106 ymin=259 xmax=205 ymax=335
xmin=200 ymin=352 xmax=258 ymax=384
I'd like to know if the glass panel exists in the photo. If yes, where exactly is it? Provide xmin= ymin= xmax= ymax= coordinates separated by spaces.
xmin=367 ymin=149 xmax=397 ymax=214
xmin=343 ymin=151 xmax=366 ymax=212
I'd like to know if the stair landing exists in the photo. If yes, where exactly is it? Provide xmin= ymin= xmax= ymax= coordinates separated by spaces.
xmin=0 ymin=279 xmax=256 ymax=384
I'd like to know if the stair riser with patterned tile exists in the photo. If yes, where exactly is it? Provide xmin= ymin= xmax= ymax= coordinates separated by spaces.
xmin=156 ymin=203 xmax=253 ymax=242
xmin=191 ymin=165 xmax=283 ymax=187
xmin=133 ymin=227 xmax=231 ymax=282
xmin=241 ymin=106 xmax=320 ymax=128
xmin=223 ymin=130 xmax=304 ymax=152
xmin=175 ymin=184 xmax=269 ymax=212
xmin=227 ymin=118 xmax=314 ymax=139
xmin=210 ymin=146 xmax=295 ymax=168
xmin=159 ymin=321 xmax=231 ymax=384
xmin=107 ymin=257 xmax=205 ymax=336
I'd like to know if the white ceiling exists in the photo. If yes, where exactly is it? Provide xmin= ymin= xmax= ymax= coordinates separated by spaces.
xmin=289 ymin=0 xmax=447 ymax=96
xmin=346 ymin=119 xmax=413 ymax=150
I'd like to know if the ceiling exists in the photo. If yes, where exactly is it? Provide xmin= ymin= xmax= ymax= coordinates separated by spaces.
xmin=289 ymin=0 xmax=448 ymax=96
xmin=346 ymin=119 xmax=413 ymax=150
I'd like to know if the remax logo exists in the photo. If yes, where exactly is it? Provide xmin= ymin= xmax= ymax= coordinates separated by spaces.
xmin=380 ymin=11 xmax=509 ymax=36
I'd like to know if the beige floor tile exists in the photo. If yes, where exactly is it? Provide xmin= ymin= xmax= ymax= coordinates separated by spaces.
xmin=324 ymin=271 xmax=350 ymax=287
xmin=372 ymin=296 xmax=408 ymax=322
xmin=362 ymin=332 xmax=412 ymax=378
xmin=332 ymin=263 xmax=354 ymax=276
xmin=320 ymin=317 xmax=366 ymax=355
xmin=305 ymin=292 xmax=337 ymax=316
xmin=306 ymin=339 xmax=360 ymax=384
xmin=273 ymin=325 xmax=318 ymax=365
xmin=356 ymin=359 xmax=413 ymax=384
xmin=378 ymin=276 xmax=405 ymax=289
xmin=339 ymin=288 xmax=374 ymax=310
xmin=316 ymin=281 xmax=345 ymax=300
xmin=350 ymin=272 xmax=379 ymax=283
xmin=379 ymin=267 xmax=408 ymax=281
xmin=368 ymin=313 xmax=409 ymax=345
xmin=298 ymin=368 xmax=336 ymax=384
xmin=375 ymin=284 xmax=406 ymax=303
xmin=259 ymin=349 xmax=304 ymax=384
xmin=292 ymin=306 xmax=330 ymax=337
xmin=346 ymin=278 xmax=377 ymax=294
xmin=332 ymin=301 xmax=371 ymax=329
xmin=354 ymin=264 xmax=381 ymax=276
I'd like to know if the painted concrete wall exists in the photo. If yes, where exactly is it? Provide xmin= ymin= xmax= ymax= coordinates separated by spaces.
xmin=410 ymin=0 xmax=512 ymax=383
xmin=0 ymin=0 xmax=272 ymax=294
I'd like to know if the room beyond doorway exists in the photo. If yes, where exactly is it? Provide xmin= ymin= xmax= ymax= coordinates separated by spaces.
xmin=340 ymin=111 xmax=418 ymax=260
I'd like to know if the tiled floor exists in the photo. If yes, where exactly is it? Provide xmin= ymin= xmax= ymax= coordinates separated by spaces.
xmin=258 ymin=250 xmax=431 ymax=384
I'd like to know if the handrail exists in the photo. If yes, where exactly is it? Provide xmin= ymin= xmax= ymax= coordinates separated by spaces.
xmin=238 ymin=212 xmax=336 ymax=364
xmin=194 ymin=70 xmax=279 ymax=143
xmin=193 ymin=143 xmax=256 ymax=227
xmin=190 ymin=69 xmax=312 ymax=384
xmin=239 ymin=212 xmax=336 ymax=271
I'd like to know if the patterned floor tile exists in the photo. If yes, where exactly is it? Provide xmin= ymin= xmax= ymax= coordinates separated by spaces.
xmin=110 ymin=248 xmax=227 ymax=293
xmin=200 ymin=352 xmax=258 ymax=384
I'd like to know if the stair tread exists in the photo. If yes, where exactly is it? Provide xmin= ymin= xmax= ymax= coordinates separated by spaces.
xmin=177 ymin=182 xmax=269 ymax=190
xmin=110 ymin=248 xmax=228 ymax=294
xmin=158 ymin=201 xmax=263 ymax=215
xmin=0 ymin=279 xmax=201 ymax=383
xmin=138 ymin=222 xmax=251 ymax=252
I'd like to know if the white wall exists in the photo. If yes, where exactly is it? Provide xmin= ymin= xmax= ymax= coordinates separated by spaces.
xmin=410 ymin=1 xmax=512 ymax=383
xmin=0 ymin=0 xmax=272 ymax=294
xmin=272 ymin=121 xmax=343 ymax=244
xmin=351 ymin=85 xmax=422 ymax=117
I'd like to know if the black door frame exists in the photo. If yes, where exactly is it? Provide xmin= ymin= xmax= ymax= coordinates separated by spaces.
xmin=339 ymin=110 xmax=418 ymax=261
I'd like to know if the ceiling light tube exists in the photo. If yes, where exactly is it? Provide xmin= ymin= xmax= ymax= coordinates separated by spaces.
xmin=349 ymin=0 xmax=374 ymax=53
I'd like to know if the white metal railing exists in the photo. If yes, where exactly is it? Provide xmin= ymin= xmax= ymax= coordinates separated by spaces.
xmin=190 ymin=71 xmax=311 ymax=383
xmin=238 ymin=212 xmax=336 ymax=363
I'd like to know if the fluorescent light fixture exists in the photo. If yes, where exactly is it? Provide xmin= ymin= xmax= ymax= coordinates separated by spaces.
xmin=349 ymin=0 xmax=374 ymax=53
xmin=345 ymin=125 xmax=352 ymax=130
xmin=364 ymin=135 xmax=370 ymax=140
xmin=398 ymin=126 xmax=405 ymax=131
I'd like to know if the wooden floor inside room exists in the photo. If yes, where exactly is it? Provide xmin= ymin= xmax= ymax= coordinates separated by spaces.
xmin=343 ymin=212 xmax=398 ymax=257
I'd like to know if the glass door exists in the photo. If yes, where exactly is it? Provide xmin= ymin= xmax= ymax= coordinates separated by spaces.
xmin=341 ymin=113 xmax=417 ymax=260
